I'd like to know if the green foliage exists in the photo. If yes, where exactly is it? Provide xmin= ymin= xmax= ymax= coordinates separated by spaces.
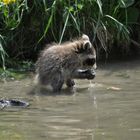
xmin=0 ymin=0 xmax=28 ymax=70
xmin=0 ymin=0 xmax=140 ymax=71
xmin=0 ymin=34 xmax=7 ymax=70
xmin=0 ymin=60 xmax=33 ymax=80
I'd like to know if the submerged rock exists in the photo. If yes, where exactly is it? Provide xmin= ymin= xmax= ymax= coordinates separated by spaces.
xmin=0 ymin=99 xmax=29 ymax=109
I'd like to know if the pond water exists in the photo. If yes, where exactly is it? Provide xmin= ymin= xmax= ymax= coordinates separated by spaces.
xmin=0 ymin=59 xmax=140 ymax=140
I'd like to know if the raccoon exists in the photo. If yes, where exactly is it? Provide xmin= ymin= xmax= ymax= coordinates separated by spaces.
xmin=35 ymin=34 xmax=96 ymax=92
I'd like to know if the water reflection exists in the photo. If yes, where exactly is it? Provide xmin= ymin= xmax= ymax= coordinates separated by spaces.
xmin=0 ymin=60 xmax=140 ymax=140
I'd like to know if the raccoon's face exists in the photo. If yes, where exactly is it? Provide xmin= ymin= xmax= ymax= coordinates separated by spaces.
xmin=75 ymin=35 xmax=97 ymax=69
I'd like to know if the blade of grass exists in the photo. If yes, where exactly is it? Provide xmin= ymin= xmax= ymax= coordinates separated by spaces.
xmin=59 ymin=11 xmax=70 ymax=44
xmin=38 ymin=11 xmax=53 ymax=43
xmin=69 ymin=12 xmax=80 ymax=33
xmin=38 ymin=0 xmax=56 ymax=43
xmin=105 ymin=15 xmax=129 ymax=34
xmin=95 ymin=0 xmax=103 ymax=16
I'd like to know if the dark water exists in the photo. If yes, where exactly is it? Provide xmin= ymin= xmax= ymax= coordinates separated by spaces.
xmin=0 ymin=60 xmax=140 ymax=140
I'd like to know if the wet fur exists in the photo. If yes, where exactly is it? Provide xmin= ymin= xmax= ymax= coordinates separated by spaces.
xmin=35 ymin=34 xmax=96 ymax=92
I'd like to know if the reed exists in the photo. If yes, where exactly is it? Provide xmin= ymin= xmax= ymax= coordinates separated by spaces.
xmin=0 ymin=0 xmax=139 ymax=69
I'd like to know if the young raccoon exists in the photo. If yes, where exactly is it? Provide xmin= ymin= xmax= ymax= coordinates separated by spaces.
xmin=35 ymin=34 xmax=96 ymax=92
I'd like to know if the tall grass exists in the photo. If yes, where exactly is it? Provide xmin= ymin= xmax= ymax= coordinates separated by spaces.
xmin=0 ymin=0 xmax=139 ymax=69
xmin=0 ymin=0 xmax=28 ymax=69
xmin=0 ymin=35 xmax=7 ymax=70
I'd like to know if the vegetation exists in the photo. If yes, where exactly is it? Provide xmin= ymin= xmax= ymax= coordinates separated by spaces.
xmin=0 ymin=0 xmax=140 ymax=74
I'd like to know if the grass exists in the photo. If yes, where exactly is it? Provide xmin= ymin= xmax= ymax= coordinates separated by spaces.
xmin=0 ymin=60 xmax=34 ymax=81
xmin=0 ymin=0 xmax=140 ymax=72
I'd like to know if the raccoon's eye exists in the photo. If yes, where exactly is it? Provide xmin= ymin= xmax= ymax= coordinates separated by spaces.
xmin=83 ymin=57 xmax=96 ymax=66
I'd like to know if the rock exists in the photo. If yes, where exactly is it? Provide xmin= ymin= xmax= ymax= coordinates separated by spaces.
xmin=0 ymin=99 xmax=29 ymax=109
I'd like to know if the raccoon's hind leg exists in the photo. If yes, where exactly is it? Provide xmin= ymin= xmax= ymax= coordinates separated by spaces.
xmin=66 ymin=79 xmax=75 ymax=87
xmin=51 ymin=73 xmax=64 ymax=92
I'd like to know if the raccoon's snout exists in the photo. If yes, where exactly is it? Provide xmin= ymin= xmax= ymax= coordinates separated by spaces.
xmin=83 ymin=57 xmax=96 ymax=66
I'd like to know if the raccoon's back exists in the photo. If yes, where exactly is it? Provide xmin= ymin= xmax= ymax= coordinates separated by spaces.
xmin=36 ymin=45 xmax=81 ymax=73
xmin=36 ymin=52 xmax=61 ymax=73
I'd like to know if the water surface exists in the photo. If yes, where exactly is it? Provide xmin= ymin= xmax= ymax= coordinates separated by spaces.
xmin=0 ymin=60 xmax=140 ymax=140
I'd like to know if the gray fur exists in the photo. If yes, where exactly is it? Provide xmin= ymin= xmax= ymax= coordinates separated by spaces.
xmin=35 ymin=34 xmax=96 ymax=92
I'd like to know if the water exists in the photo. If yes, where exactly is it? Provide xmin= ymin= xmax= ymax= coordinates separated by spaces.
xmin=0 ymin=59 xmax=140 ymax=140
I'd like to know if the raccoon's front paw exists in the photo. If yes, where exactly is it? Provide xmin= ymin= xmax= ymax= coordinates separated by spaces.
xmin=66 ymin=79 xmax=75 ymax=87
xmin=86 ymin=69 xmax=96 ymax=80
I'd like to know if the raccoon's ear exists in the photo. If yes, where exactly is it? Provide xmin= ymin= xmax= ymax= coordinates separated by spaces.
xmin=82 ymin=34 xmax=89 ymax=40
xmin=84 ymin=42 xmax=91 ymax=50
